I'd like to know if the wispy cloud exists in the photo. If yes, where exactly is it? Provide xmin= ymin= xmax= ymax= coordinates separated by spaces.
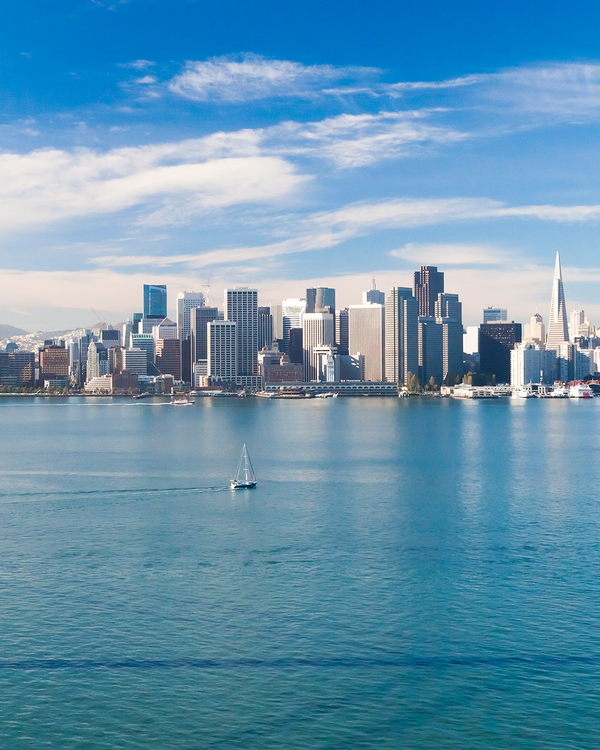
xmin=118 ymin=59 xmax=156 ymax=70
xmin=169 ymin=53 xmax=378 ymax=102
xmin=389 ymin=242 xmax=510 ymax=266
xmin=0 ymin=135 xmax=307 ymax=232
xmin=89 ymin=196 xmax=600 ymax=271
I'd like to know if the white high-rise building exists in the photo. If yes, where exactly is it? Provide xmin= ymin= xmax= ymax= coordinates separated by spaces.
xmin=511 ymin=343 xmax=542 ymax=386
xmin=207 ymin=321 xmax=237 ymax=381
xmin=385 ymin=287 xmax=419 ymax=385
xmin=282 ymin=298 xmax=306 ymax=353
xmin=224 ymin=288 xmax=258 ymax=377
xmin=302 ymin=313 xmax=335 ymax=381
xmin=177 ymin=291 xmax=204 ymax=341
xmin=569 ymin=310 xmax=584 ymax=342
xmin=546 ymin=252 xmax=569 ymax=349
xmin=348 ymin=303 xmax=385 ymax=381
xmin=523 ymin=313 xmax=545 ymax=345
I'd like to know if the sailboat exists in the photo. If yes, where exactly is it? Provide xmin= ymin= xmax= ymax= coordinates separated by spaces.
xmin=230 ymin=444 xmax=257 ymax=489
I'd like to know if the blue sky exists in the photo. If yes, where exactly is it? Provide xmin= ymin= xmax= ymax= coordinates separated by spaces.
xmin=2 ymin=0 xmax=600 ymax=329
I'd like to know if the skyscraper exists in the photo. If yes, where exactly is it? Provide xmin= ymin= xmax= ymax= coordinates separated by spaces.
xmin=523 ymin=313 xmax=545 ymax=345
xmin=413 ymin=266 xmax=444 ymax=317
xmin=348 ymin=304 xmax=385 ymax=381
xmin=546 ymin=252 xmax=569 ymax=349
xmin=177 ymin=291 xmax=204 ymax=340
xmin=258 ymin=306 xmax=273 ymax=350
xmin=282 ymin=298 xmax=306 ymax=353
xmin=207 ymin=321 xmax=237 ymax=382
xmin=143 ymin=284 xmax=167 ymax=320
xmin=385 ymin=287 xmax=418 ymax=385
xmin=335 ymin=309 xmax=349 ymax=356
xmin=306 ymin=287 xmax=335 ymax=314
xmin=302 ymin=313 xmax=335 ymax=381
xmin=224 ymin=288 xmax=258 ymax=377
xmin=435 ymin=292 xmax=463 ymax=383
xmin=418 ymin=318 xmax=443 ymax=386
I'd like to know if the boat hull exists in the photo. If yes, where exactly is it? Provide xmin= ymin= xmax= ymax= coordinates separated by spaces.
xmin=230 ymin=481 xmax=257 ymax=489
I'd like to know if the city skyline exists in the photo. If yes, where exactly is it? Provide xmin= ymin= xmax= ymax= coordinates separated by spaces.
xmin=3 ymin=4 xmax=600 ymax=330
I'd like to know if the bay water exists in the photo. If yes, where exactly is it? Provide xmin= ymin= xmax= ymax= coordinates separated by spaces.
xmin=1 ymin=396 xmax=600 ymax=748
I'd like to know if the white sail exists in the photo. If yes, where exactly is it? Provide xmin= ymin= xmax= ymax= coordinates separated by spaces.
xmin=231 ymin=445 xmax=257 ymax=488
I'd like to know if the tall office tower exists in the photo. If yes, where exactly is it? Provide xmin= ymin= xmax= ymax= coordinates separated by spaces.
xmin=152 ymin=318 xmax=178 ymax=342
xmin=479 ymin=322 xmax=522 ymax=383
xmin=143 ymin=284 xmax=167 ymax=320
xmin=302 ymin=312 xmax=335 ymax=381
xmin=418 ymin=317 xmax=444 ymax=386
xmin=363 ymin=278 xmax=385 ymax=306
xmin=122 ymin=321 xmax=133 ymax=349
xmin=86 ymin=342 xmax=109 ymax=380
xmin=224 ymin=288 xmax=258 ymax=377
xmin=177 ymin=291 xmax=204 ymax=341
xmin=385 ymin=287 xmax=418 ymax=385
xmin=546 ymin=252 xmax=569 ymax=349
xmin=335 ymin=309 xmax=349 ymax=355
xmin=132 ymin=312 xmax=143 ymax=331
xmin=306 ymin=287 xmax=336 ymax=314
xmin=282 ymin=298 xmax=306 ymax=353
xmin=122 ymin=348 xmax=147 ymax=376
xmin=483 ymin=307 xmax=508 ymax=323
xmin=207 ymin=321 xmax=237 ymax=381
xmin=523 ymin=313 xmax=546 ymax=345
xmin=258 ymin=306 xmax=273 ymax=350
xmin=569 ymin=310 xmax=585 ymax=342
xmin=288 ymin=329 xmax=303 ymax=364
xmin=155 ymin=339 xmax=181 ymax=379
xmin=348 ymin=304 xmax=385 ymax=381
xmin=190 ymin=307 xmax=219 ymax=364
xmin=435 ymin=293 xmax=462 ymax=323
xmin=435 ymin=292 xmax=463 ymax=383
xmin=130 ymin=333 xmax=155 ymax=374
xmin=271 ymin=302 xmax=283 ymax=345
xmin=413 ymin=266 xmax=444 ymax=317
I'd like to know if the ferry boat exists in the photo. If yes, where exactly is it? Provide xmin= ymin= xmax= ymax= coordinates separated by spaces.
xmin=569 ymin=384 xmax=593 ymax=399
xmin=511 ymin=387 xmax=533 ymax=399
xmin=170 ymin=397 xmax=195 ymax=405
xmin=230 ymin=445 xmax=257 ymax=489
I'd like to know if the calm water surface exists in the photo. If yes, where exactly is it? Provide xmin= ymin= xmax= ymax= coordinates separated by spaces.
xmin=1 ymin=396 xmax=599 ymax=748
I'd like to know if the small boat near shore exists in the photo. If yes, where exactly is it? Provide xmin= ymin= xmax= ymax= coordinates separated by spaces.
xmin=170 ymin=397 xmax=195 ymax=405
xmin=230 ymin=444 xmax=257 ymax=489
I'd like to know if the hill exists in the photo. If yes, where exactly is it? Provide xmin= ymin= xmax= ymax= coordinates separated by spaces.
xmin=0 ymin=324 xmax=29 ymax=338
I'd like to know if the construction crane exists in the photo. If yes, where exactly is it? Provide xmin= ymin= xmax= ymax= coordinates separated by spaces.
xmin=90 ymin=307 xmax=108 ymax=330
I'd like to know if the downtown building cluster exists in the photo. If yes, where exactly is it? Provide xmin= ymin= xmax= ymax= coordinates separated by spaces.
xmin=1 ymin=253 xmax=597 ymax=394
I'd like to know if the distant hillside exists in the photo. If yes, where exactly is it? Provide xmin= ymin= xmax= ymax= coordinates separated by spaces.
xmin=0 ymin=324 xmax=29 ymax=337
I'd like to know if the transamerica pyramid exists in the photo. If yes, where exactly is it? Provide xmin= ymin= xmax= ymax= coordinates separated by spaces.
xmin=546 ymin=251 xmax=569 ymax=349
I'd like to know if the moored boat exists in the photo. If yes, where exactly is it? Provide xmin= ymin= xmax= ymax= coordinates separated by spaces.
xmin=569 ymin=384 xmax=593 ymax=399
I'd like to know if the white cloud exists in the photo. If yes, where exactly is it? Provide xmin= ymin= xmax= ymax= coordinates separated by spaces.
xmin=118 ymin=60 xmax=155 ymax=70
xmin=389 ymin=242 xmax=510 ymax=266
xmin=134 ymin=75 xmax=157 ymax=85
xmin=0 ymin=134 xmax=307 ymax=232
xmin=169 ymin=53 xmax=377 ymax=102
xmin=275 ymin=110 xmax=466 ymax=167
xmin=89 ymin=196 xmax=600 ymax=271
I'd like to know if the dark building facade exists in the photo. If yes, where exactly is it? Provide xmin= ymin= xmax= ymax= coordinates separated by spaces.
xmin=288 ymin=328 xmax=303 ymax=364
xmin=479 ymin=322 xmax=522 ymax=383
xmin=413 ymin=266 xmax=444 ymax=317
xmin=258 ymin=306 xmax=273 ymax=350
xmin=0 ymin=351 xmax=35 ymax=387
xmin=335 ymin=309 xmax=349 ymax=356
xmin=190 ymin=306 xmax=219 ymax=363
xmin=39 ymin=345 xmax=69 ymax=382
